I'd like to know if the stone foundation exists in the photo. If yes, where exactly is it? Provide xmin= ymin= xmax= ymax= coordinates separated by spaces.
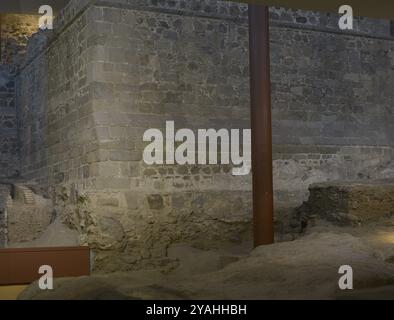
xmin=301 ymin=180 xmax=394 ymax=226
xmin=0 ymin=184 xmax=12 ymax=246
xmin=0 ymin=68 xmax=19 ymax=178
xmin=0 ymin=0 xmax=392 ymax=270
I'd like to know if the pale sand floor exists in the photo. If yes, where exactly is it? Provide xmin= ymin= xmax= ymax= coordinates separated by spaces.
xmin=0 ymin=286 xmax=28 ymax=300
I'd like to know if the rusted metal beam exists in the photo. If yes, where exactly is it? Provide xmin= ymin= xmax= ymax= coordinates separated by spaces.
xmin=248 ymin=5 xmax=274 ymax=247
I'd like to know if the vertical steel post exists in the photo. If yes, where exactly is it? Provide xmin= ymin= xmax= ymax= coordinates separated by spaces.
xmin=248 ymin=5 xmax=274 ymax=247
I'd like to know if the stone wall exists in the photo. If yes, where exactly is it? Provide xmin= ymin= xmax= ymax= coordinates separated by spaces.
xmin=18 ymin=6 xmax=90 ymax=186
xmin=301 ymin=180 xmax=394 ymax=226
xmin=270 ymin=10 xmax=394 ymax=203
xmin=0 ymin=67 xmax=18 ymax=177
xmin=0 ymin=184 xmax=11 ymax=247
xmin=0 ymin=14 xmax=39 ymax=178
xmin=16 ymin=0 xmax=394 ymax=271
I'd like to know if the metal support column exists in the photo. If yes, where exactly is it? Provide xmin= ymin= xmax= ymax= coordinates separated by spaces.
xmin=248 ymin=5 xmax=274 ymax=247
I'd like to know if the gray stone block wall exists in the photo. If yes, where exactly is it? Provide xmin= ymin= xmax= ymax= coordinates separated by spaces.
xmin=18 ymin=9 xmax=91 ymax=186
xmin=15 ymin=0 xmax=394 ymax=270
xmin=0 ymin=68 xmax=19 ymax=178
xmin=0 ymin=184 xmax=11 ymax=247
xmin=0 ymin=14 xmax=39 ymax=178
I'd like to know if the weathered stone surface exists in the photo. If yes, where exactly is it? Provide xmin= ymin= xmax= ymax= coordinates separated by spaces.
xmin=53 ymin=187 xmax=253 ymax=272
xmin=3 ymin=0 xmax=394 ymax=271
xmin=8 ymin=218 xmax=80 ymax=249
xmin=18 ymin=2 xmax=394 ymax=195
xmin=18 ymin=232 xmax=394 ymax=300
xmin=0 ymin=184 xmax=12 ymax=247
xmin=6 ymin=185 xmax=54 ymax=243
xmin=0 ymin=14 xmax=38 ymax=178
xmin=147 ymin=194 xmax=164 ymax=210
xmin=97 ymin=197 xmax=119 ymax=207
xmin=0 ymin=68 xmax=19 ymax=178
xmin=300 ymin=180 xmax=394 ymax=226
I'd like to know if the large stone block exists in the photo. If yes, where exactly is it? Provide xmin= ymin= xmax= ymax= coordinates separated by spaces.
xmin=303 ymin=180 xmax=394 ymax=225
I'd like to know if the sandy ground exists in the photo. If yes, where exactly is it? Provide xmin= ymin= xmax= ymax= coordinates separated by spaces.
xmin=18 ymin=222 xmax=394 ymax=300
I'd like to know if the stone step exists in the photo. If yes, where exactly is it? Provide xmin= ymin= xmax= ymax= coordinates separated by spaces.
xmin=13 ymin=185 xmax=35 ymax=206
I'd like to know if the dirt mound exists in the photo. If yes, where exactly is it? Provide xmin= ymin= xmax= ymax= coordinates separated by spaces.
xmin=19 ymin=232 xmax=394 ymax=300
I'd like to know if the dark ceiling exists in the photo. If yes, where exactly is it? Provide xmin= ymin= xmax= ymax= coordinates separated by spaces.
xmin=0 ymin=0 xmax=71 ymax=14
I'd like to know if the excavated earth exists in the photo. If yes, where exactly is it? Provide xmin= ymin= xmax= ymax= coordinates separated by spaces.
xmin=14 ymin=179 xmax=394 ymax=299
xmin=18 ymin=225 xmax=394 ymax=300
